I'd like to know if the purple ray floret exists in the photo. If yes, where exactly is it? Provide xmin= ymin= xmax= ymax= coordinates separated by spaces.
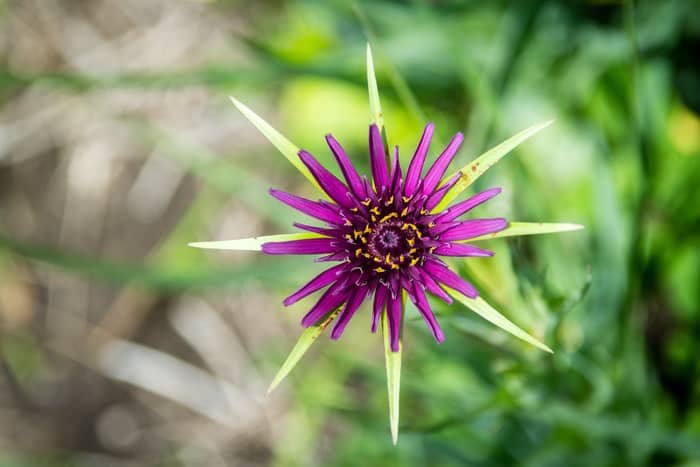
xmin=263 ymin=123 xmax=507 ymax=351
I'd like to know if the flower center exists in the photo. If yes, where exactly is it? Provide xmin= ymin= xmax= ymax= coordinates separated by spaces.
xmin=378 ymin=228 xmax=399 ymax=249
xmin=341 ymin=197 xmax=434 ymax=275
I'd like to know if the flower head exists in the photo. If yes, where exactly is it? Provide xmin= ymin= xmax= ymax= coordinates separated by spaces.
xmin=190 ymin=45 xmax=583 ymax=445
xmin=262 ymin=123 xmax=506 ymax=351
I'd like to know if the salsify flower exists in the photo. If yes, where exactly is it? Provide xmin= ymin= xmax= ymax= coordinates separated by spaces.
xmin=190 ymin=45 xmax=582 ymax=444
xmin=262 ymin=123 xmax=505 ymax=352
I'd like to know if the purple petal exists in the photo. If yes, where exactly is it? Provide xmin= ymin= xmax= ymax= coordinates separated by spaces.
xmin=410 ymin=283 xmax=445 ymax=343
xmin=331 ymin=286 xmax=370 ymax=340
xmin=430 ymin=220 xmax=459 ymax=237
xmin=362 ymin=176 xmax=376 ymax=203
xmin=386 ymin=293 xmax=403 ymax=352
xmin=439 ymin=218 xmax=507 ymax=242
xmin=422 ymin=132 xmax=464 ymax=195
xmin=299 ymin=150 xmax=354 ymax=209
xmin=336 ymin=268 xmax=364 ymax=292
xmin=433 ymin=243 xmax=494 ymax=257
xmin=326 ymin=134 xmax=366 ymax=199
xmin=293 ymin=222 xmax=337 ymax=235
xmin=315 ymin=251 xmax=349 ymax=262
xmin=400 ymin=276 xmax=416 ymax=302
xmin=369 ymin=124 xmax=389 ymax=190
xmin=388 ymin=271 xmax=401 ymax=299
xmin=262 ymin=238 xmax=337 ymax=255
xmin=283 ymin=263 xmax=347 ymax=306
xmin=423 ymin=258 xmax=478 ymax=299
xmin=438 ymin=187 xmax=502 ymax=222
xmin=301 ymin=280 xmax=349 ymax=327
xmin=270 ymin=189 xmax=342 ymax=225
xmin=372 ymin=285 xmax=387 ymax=333
xmin=424 ymin=173 xmax=460 ymax=211
xmin=416 ymin=267 xmax=452 ymax=304
xmin=389 ymin=145 xmax=402 ymax=194
xmin=404 ymin=123 xmax=434 ymax=197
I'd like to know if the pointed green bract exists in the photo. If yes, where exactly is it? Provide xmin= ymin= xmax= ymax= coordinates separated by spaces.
xmin=366 ymin=43 xmax=384 ymax=134
xmin=267 ymin=309 xmax=341 ymax=394
xmin=466 ymin=222 xmax=584 ymax=242
xmin=382 ymin=308 xmax=401 ymax=445
xmin=433 ymin=120 xmax=554 ymax=212
xmin=229 ymin=96 xmax=323 ymax=194
xmin=368 ymin=42 xmax=399 ymax=444
xmin=447 ymin=289 xmax=553 ymax=353
xmin=189 ymin=233 xmax=322 ymax=251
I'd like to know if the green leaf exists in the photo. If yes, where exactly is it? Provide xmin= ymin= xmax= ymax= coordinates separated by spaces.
xmin=382 ymin=308 xmax=402 ymax=445
xmin=189 ymin=233 xmax=322 ymax=251
xmin=433 ymin=120 xmax=554 ymax=211
xmin=466 ymin=222 xmax=584 ymax=242
xmin=366 ymin=43 xmax=384 ymax=133
xmin=267 ymin=309 xmax=341 ymax=394
xmin=229 ymin=96 xmax=323 ymax=194
xmin=447 ymin=290 xmax=553 ymax=353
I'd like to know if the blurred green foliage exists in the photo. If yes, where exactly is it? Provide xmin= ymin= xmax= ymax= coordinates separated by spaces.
xmin=2 ymin=0 xmax=700 ymax=466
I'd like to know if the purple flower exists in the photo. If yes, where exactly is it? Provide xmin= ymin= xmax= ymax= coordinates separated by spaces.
xmin=261 ymin=123 xmax=505 ymax=351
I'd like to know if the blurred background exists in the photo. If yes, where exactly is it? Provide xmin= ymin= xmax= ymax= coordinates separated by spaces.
xmin=1 ymin=0 xmax=700 ymax=466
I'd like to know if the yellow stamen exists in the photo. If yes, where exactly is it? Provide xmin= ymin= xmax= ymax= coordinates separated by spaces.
xmin=361 ymin=199 xmax=372 ymax=206
xmin=380 ymin=212 xmax=398 ymax=223
xmin=399 ymin=255 xmax=405 ymax=263
xmin=370 ymin=206 xmax=380 ymax=215
xmin=353 ymin=230 xmax=362 ymax=239
xmin=364 ymin=224 xmax=371 ymax=234
xmin=385 ymin=253 xmax=391 ymax=264
xmin=385 ymin=195 xmax=394 ymax=205
xmin=391 ymin=264 xmax=400 ymax=270
xmin=420 ymin=209 xmax=428 ymax=215
xmin=400 ymin=207 xmax=409 ymax=217
xmin=374 ymin=267 xmax=386 ymax=273
xmin=344 ymin=219 xmax=353 ymax=226
xmin=409 ymin=248 xmax=417 ymax=255
xmin=350 ymin=207 xmax=359 ymax=212
xmin=360 ymin=237 xmax=367 ymax=244
xmin=373 ymin=257 xmax=381 ymax=263
xmin=363 ymin=253 xmax=371 ymax=258
xmin=410 ymin=257 xmax=420 ymax=267
xmin=401 ymin=223 xmax=409 ymax=230
xmin=428 ymin=221 xmax=435 ymax=228
xmin=371 ymin=214 xmax=377 ymax=222
xmin=429 ymin=246 xmax=436 ymax=253
xmin=416 ymin=231 xmax=423 ymax=239
xmin=355 ymin=248 xmax=363 ymax=256
xmin=407 ymin=238 xmax=415 ymax=247
xmin=402 ymin=196 xmax=411 ymax=203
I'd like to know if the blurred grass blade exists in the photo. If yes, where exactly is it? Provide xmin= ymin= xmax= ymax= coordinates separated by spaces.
xmin=382 ymin=308 xmax=401 ymax=445
xmin=0 ymin=232 xmax=274 ymax=290
xmin=366 ymin=43 xmax=384 ymax=134
xmin=267 ymin=309 xmax=341 ymax=394
xmin=229 ymin=96 xmax=323 ymax=194
xmin=447 ymin=290 xmax=553 ymax=353
xmin=144 ymin=126 xmax=292 ymax=229
xmin=189 ymin=233 xmax=321 ymax=251
xmin=434 ymin=120 xmax=554 ymax=211
xmin=466 ymin=222 xmax=584 ymax=242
